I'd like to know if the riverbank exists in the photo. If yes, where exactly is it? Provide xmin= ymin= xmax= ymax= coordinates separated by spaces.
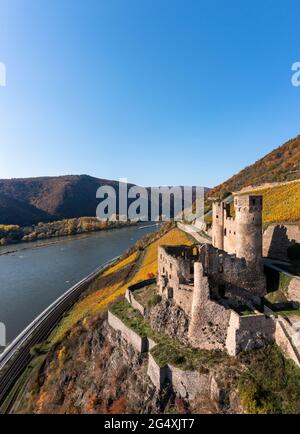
xmin=0 ymin=217 xmax=136 ymax=247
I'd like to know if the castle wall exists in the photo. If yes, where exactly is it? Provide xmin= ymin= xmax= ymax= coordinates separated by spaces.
xmin=234 ymin=197 xmax=263 ymax=263
xmin=223 ymin=217 xmax=237 ymax=255
xmin=188 ymin=263 xmax=231 ymax=350
xmin=275 ymin=317 xmax=300 ymax=367
xmin=263 ymin=224 xmax=300 ymax=260
xmin=225 ymin=311 xmax=275 ymax=356
xmin=158 ymin=246 xmax=191 ymax=296
xmin=109 ymin=308 xmax=225 ymax=401
xmin=173 ymin=286 xmax=193 ymax=316
xmin=147 ymin=353 xmax=169 ymax=389
xmin=147 ymin=353 xmax=222 ymax=402
xmin=125 ymin=289 xmax=145 ymax=316
xmin=108 ymin=311 xmax=149 ymax=353
xmin=202 ymin=244 xmax=266 ymax=297
xmin=287 ymin=278 xmax=300 ymax=307
xmin=158 ymin=246 xmax=198 ymax=316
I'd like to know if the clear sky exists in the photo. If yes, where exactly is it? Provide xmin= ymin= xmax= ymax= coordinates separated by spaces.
xmin=0 ymin=0 xmax=300 ymax=187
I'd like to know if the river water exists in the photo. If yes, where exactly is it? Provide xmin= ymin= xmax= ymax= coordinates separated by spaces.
xmin=0 ymin=224 xmax=159 ymax=345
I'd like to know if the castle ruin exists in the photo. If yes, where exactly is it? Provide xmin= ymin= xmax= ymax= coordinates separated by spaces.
xmin=157 ymin=194 xmax=275 ymax=355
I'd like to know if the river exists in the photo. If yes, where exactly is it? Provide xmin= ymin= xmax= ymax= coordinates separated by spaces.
xmin=0 ymin=223 xmax=159 ymax=345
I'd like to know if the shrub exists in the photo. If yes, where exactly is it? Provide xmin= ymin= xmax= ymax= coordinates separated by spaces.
xmin=238 ymin=345 xmax=300 ymax=413
xmin=147 ymin=294 xmax=162 ymax=308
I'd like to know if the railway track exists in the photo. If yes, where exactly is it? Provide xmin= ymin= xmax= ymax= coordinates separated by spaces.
xmin=0 ymin=256 xmax=119 ymax=410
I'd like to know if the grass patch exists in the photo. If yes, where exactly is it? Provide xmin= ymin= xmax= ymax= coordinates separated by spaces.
xmin=235 ymin=305 xmax=255 ymax=316
xmin=238 ymin=344 xmax=300 ymax=413
xmin=279 ymin=272 xmax=292 ymax=293
xmin=274 ymin=309 xmax=300 ymax=318
xmin=133 ymin=284 xmax=159 ymax=308
xmin=110 ymin=299 xmax=151 ymax=338
xmin=264 ymin=290 xmax=288 ymax=305
xmin=147 ymin=293 xmax=162 ymax=308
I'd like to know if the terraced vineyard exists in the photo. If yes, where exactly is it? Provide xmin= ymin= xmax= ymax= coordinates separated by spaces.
xmin=243 ymin=181 xmax=300 ymax=225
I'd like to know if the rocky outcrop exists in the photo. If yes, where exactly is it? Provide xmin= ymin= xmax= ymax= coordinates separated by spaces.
xmin=147 ymin=299 xmax=190 ymax=345
xmin=287 ymin=278 xmax=300 ymax=307
xmin=17 ymin=318 xmax=163 ymax=414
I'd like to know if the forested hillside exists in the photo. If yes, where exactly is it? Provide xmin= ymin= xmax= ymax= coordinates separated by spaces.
xmin=207 ymin=135 xmax=300 ymax=201
xmin=0 ymin=175 xmax=133 ymax=226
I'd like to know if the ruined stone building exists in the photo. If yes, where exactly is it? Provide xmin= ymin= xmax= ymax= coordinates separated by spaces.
xmin=157 ymin=194 xmax=278 ymax=356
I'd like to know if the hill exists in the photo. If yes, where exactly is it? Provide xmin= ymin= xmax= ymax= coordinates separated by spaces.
xmin=207 ymin=135 xmax=300 ymax=201
xmin=0 ymin=175 xmax=130 ymax=226
xmin=0 ymin=192 xmax=53 ymax=226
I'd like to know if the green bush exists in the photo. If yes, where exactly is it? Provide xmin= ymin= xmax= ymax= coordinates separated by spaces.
xmin=147 ymin=294 xmax=162 ymax=308
xmin=238 ymin=345 xmax=300 ymax=413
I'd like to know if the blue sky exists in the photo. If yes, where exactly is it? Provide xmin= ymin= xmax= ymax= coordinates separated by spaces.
xmin=0 ymin=0 xmax=300 ymax=187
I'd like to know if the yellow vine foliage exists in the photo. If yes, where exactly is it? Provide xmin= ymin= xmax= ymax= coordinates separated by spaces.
xmin=249 ymin=181 xmax=300 ymax=224
xmin=0 ymin=224 xmax=20 ymax=232
xmin=102 ymin=252 xmax=138 ymax=277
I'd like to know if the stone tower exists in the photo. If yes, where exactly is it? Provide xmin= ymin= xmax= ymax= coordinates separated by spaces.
xmin=234 ymin=195 xmax=263 ymax=264
xmin=212 ymin=202 xmax=224 ymax=250
xmin=212 ymin=194 xmax=263 ymax=264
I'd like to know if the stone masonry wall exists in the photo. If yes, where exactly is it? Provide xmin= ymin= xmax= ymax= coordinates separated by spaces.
xmin=172 ymin=286 xmax=193 ymax=316
xmin=109 ymin=312 xmax=224 ymax=403
xmin=226 ymin=311 xmax=275 ymax=356
xmin=275 ymin=318 xmax=300 ymax=367
xmin=147 ymin=353 xmax=222 ymax=402
xmin=287 ymin=278 xmax=300 ymax=307
xmin=202 ymin=243 xmax=266 ymax=298
xmin=108 ymin=311 xmax=148 ymax=353
xmin=158 ymin=246 xmax=191 ymax=297
xmin=263 ymin=224 xmax=300 ymax=260
xmin=125 ymin=289 xmax=145 ymax=316
xmin=212 ymin=195 xmax=263 ymax=265
xmin=188 ymin=263 xmax=231 ymax=350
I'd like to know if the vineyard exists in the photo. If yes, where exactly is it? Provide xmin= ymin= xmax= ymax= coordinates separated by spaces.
xmin=244 ymin=181 xmax=300 ymax=225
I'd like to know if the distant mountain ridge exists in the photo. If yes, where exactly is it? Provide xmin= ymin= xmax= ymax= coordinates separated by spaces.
xmin=0 ymin=175 xmax=124 ymax=225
